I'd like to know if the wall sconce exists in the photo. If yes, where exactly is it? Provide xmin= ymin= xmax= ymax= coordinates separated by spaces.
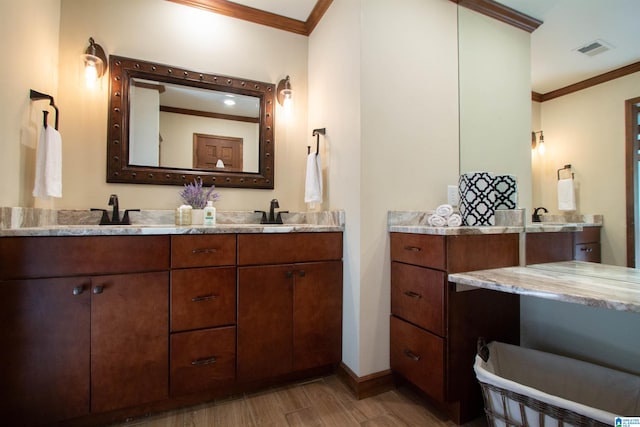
xmin=277 ymin=75 xmax=293 ymax=108
xmin=531 ymin=130 xmax=545 ymax=155
xmin=81 ymin=37 xmax=107 ymax=88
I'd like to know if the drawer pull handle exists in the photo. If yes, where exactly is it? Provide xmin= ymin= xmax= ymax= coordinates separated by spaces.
xmin=192 ymin=294 xmax=218 ymax=302
xmin=404 ymin=291 xmax=422 ymax=299
xmin=191 ymin=356 xmax=217 ymax=366
xmin=580 ymin=247 xmax=593 ymax=253
xmin=192 ymin=248 xmax=217 ymax=254
xmin=403 ymin=349 xmax=421 ymax=361
xmin=404 ymin=246 xmax=422 ymax=252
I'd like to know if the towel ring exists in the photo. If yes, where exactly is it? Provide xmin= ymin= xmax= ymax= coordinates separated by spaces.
xmin=557 ymin=164 xmax=574 ymax=180
xmin=309 ymin=128 xmax=325 ymax=155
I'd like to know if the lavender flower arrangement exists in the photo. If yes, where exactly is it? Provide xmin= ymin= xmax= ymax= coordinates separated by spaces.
xmin=179 ymin=178 xmax=219 ymax=209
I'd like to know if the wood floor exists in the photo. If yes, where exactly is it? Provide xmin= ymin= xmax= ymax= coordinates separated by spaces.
xmin=113 ymin=375 xmax=488 ymax=427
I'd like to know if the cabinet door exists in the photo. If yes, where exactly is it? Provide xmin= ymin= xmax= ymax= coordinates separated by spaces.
xmin=90 ymin=271 xmax=169 ymax=413
xmin=293 ymin=261 xmax=342 ymax=371
xmin=237 ymin=265 xmax=293 ymax=382
xmin=0 ymin=277 xmax=90 ymax=425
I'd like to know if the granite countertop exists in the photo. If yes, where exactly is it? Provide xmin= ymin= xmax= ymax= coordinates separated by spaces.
xmin=388 ymin=209 xmax=525 ymax=235
xmin=449 ymin=261 xmax=640 ymax=313
xmin=0 ymin=208 xmax=344 ymax=237
xmin=387 ymin=210 xmax=603 ymax=235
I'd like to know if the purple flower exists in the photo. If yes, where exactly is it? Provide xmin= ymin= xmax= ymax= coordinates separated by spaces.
xmin=179 ymin=177 xmax=219 ymax=209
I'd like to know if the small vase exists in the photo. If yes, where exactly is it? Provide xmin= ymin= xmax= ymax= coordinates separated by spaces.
xmin=191 ymin=208 xmax=205 ymax=225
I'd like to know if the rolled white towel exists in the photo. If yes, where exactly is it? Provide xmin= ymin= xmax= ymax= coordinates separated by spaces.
xmin=447 ymin=213 xmax=462 ymax=227
xmin=428 ymin=214 xmax=447 ymax=227
xmin=435 ymin=204 xmax=454 ymax=218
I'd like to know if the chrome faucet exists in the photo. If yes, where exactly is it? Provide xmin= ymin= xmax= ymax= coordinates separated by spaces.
xmin=91 ymin=194 xmax=139 ymax=225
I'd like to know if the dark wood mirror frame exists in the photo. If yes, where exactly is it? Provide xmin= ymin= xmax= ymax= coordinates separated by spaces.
xmin=107 ymin=55 xmax=275 ymax=189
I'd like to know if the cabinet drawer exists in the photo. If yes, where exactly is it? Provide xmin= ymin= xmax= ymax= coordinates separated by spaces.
xmin=391 ymin=262 xmax=445 ymax=336
xmin=574 ymin=226 xmax=600 ymax=245
xmin=390 ymin=316 xmax=444 ymax=402
xmin=574 ymin=243 xmax=601 ymax=262
xmin=171 ymin=267 xmax=236 ymax=332
xmin=171 ymin=235 xmax=236 ymax=268
xmin=238 ymin=232 xmax=342 ymax=265
xmin=390 ymin=233 xmax=445 ymax=269
xmin=0 ymin=235 xmax=170 ymax=280
xmin=170 ymin=327 xmax=236 ymax=396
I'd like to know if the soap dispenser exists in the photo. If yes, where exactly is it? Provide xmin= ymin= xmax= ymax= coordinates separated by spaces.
xmin=203 ymin=201 xmax=216 ymax=226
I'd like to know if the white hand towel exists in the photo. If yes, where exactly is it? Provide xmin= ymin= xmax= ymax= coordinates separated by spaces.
xmin=304 ymin=153 xmax=322 ymax=203
xmin=447 ymin=213 xmax=462 ymax=227
xmin=557 ymin=178 xmax=576 ymax=211
xmin=33 ymin=125 xmax=62 ymax=198
xmin=428 ymin=214 xmax=447 ymax=227
xmin=435 ymin=204 xmax=454 ymax=218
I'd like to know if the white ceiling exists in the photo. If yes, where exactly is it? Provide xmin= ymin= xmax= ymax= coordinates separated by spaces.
xmin=231 ymin=0 xmax=317 ymax=22
xmin=496 ymin=0 xmax=640 ymax=93
xmin=231 ymin=0 xmax=640 ymax=94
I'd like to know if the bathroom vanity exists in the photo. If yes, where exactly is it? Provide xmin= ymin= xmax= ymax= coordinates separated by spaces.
xmin=386 ymin=211 xmax=603 ymax=424
xmin=388 ymin=225 xmax=521 ymax=424
xmin=0 ymin=216 xmax=344 ymax=426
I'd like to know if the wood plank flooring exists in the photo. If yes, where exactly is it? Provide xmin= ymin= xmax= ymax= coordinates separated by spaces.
xmin=113 ymin=375 xmax=488 ymax=427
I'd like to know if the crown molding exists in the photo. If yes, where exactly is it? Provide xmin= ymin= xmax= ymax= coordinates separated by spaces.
xmin=167 ymin=0 xmax=333 ymax=36
xmin=451 ymin=0 xmax=542 ymax=33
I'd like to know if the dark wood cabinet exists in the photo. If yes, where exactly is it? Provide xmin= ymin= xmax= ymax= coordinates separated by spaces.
xmin=390 ymin=232 xmax=520 ymax=424
xmin=573 ymin=226 xmax=601 ymax=262
xmin=0 ymin=236 xmax=170 ymax=425
xmin=0 ymin=277 xmax=90 ymax=425
xmin=0 ymin=231 xmax=343 ymax=425
xmin=169 ymin=235 xmax=237 ymax=397
xmin=90 ymin=272 xmax=169 ymax=413
xmin=526 ymin=226 xmax=601 ymax=264
xmin=237 ymin=233 xmax=343 ymax=383
xmin=238 ymin=260 xmax=343 ymax=382
xmin=238 ymin=264 xmax=294 ymax=381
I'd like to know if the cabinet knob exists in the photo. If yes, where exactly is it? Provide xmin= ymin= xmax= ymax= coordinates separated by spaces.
xmin=93 ymin=285 xmax=104 ymax=294
xmin=72 ymin=285 xmax=85 ymax=296
xmin=403 ymin=349 xmax=421 ymax=361
xmin=286 ymin=271 xmax=293 ymax=278
xmin=298 ymin=270 xmax=306 ymax=277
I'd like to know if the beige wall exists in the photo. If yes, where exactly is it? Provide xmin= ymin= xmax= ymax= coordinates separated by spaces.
xmin=308 ymin=0 xmax=363 ymax=372
xmin=525 ymin=73 xmax=640 ymax=375
xmin=533 ymin=72 xmax=640 ymax=266
xmin=6 ymin=0 xmax=309 ymax=212
xmin=0 ymin=0 xmax=61 ymax=207
xmin=458 ymin=7 xmax=532 ymax=212
xmin=309 ymin=0 xmax=459 ymax=376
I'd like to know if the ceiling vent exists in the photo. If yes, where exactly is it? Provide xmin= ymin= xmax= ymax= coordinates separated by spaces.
xmin=574 ymin=39 xmax=614 ymax=57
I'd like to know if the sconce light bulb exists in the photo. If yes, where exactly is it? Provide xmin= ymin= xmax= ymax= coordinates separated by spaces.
xmin=84 ymin=62 xmax=98 ymax=88
xmin=538 ymin=141 xmax=545 ymax=155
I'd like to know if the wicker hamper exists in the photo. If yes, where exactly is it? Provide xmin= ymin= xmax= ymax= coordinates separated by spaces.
xmin=474 ymin=341 xmax=640 ymax=427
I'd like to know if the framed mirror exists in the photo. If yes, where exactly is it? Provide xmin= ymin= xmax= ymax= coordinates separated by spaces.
xmin=107 ymin=56 xmax=275 ymax=188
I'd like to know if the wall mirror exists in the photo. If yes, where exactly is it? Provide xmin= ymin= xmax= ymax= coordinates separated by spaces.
xmin=107 ymin=55 xmax=275 ymax=188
